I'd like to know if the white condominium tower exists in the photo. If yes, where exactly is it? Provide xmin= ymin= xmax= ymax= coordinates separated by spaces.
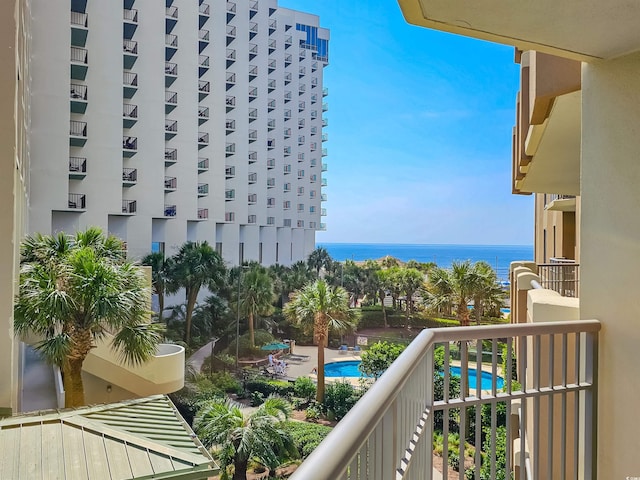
xmin=28 ymin=0 xmax=329 ymax=265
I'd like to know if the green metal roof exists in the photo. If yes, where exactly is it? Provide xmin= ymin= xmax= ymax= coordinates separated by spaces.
xmin=0 ymin=395 xmax=217 ymax=480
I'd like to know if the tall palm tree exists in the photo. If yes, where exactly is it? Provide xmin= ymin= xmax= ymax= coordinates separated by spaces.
xmin=194 ymin=397 xmax=296 ymax=480
xmin=284 ymin=280 xmax=358 ymax=402
xmin=471 ymin=261 xmax=503 ymax=324
xmin=240 ymin=265 xmax=276 ymax=347
xmin=400 ymin=267 xmax=425 ymax=317
xmin=307 ymin=246 xmax=332 ymax=276
xmin=426 ymin=260 xmax=483 ymax=326
xmin=141 ymin=251 xmax=172 ymax=324
xmin=14 ymin=227 xmax=162 ymax=408
xmin=166 ymin=241 xmax=226 ymax=344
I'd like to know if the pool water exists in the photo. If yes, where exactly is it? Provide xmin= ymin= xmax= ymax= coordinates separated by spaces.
xmin=324 ymin=361 xmax=505 ymax=390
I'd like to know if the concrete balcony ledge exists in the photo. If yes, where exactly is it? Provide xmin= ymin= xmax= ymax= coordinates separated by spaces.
xmin=527 ymin=288 xmax=579 ymax=321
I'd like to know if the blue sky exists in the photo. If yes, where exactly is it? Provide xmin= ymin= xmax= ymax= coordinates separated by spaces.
xmin=279 ymin=0 xmax=533 ymax=245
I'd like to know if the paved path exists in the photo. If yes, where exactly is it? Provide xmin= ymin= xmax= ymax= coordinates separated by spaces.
xmin=188 ymin=339 xmax=218 ymax=372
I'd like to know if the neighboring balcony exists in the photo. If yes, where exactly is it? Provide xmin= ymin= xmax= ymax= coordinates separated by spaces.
xmin=248 ymin=173 xmax=257 ymax=184
xmin=225 ymin=212 xmax=235 ymax=222
xmin=122 ymin=168 xmax=137 ymax=187
xmin=198 ymin=29 xmax=209 ymax=53
xmin=226 ymin=95 xmax=235 ymax=112
xmin=197 ymin=208 xmax=208 ymax=220
xmin=225 ymin=119 xmax=236 ymax=133
xmin=165 ymin=148 xmax=177 ymax=166
xmin=123 ymin=8 xmax=138 ymax=39
xmin=320 ymin=193 xmax=327 ymax=202
xmin=544 ymin=193 xmax=577 ymax=212
xmin=199 ymin=55 xmax=209 ymax=77
xmin=321 ymin=208 xmax=327 ymax=216
xmin=165 ymin=34 xmax=178 ymax=61
xmin=68 ymin=193 xmax=86 ymax=210
xmin=225 ymin=165 xmax=235 ymax=178
xmin=122 ymin=199 xmax=137 ymax=214
xmin=123 ymin=136 xmax=137 ymax=157
xmin=537 ymin=258 xmax=580 ymax=298
xmin=164 ymin=204 xmax=177 ymax=217
xmin=226 ymin=73 xmax=236 ymax=90
xmin=290 ymin=320 xmax=600 ymax=480
xmin=198 ymin=3 xmax=210 ymax=28
xmin=70 ymin=84 xmax=87 ymax=113
xmin=198 ymin=106 xmax=209 ymax=125
xmin=123 ymin=103 xmax=138 ymax=128
xmin=68 ymin=156 xmax=87 ymax=179
xmin=199 ymin=80 xmax=210 ymax=100
xmin=165 ymin=62 xmax=178 ymax=87
xmin=70 ymin=47 xmax=88 ymax=80
xmin=323 ymin=87 xmax=329 ymax=97
xmin=321 ymin=177 xmax=327 ymax=186
xmin=198 ymin=158 xmax=209 ymax=173
xmin=198 ymin=132 xmax=209 ymax=149
xmin=165 ymin=91 xmax=177 ymax=114
xmin=319 ymin=222 xmax=326 ymax=231
xmin=197 ymin=183 xmax=208 ymax=197
xmin=226 ymin=48 xmax=237 ymax=68
xmin=248 ymin=151 xmax=257 ymax=163
xmin=225 ymin=142 xmax=235 ymax=156
xmin=321 ymin=163 xmax=328 ymax=172
xmin=70 ymin=11 xmax=88 ymax=47
xmin=225 ymin=189 xmax=235 ymax=201
xmin=165 ymin=119 xmax=178 ymax=140
xmin=322 ymin=148 xmax=328 ymax=157
xmin=69 ymin=120 xmax=87 ymax=146
xmin=226 ymin=25 xmax=236 ymax=45
xmin=123 ymin=72 xmax=138 ymax=98
xmin=123 ymin=40 xmax=138 ymax=69
xmin=164 ymin=176 xmax=177 ymax=192
xmin=165 ymin=5 xmax=178 ymax=33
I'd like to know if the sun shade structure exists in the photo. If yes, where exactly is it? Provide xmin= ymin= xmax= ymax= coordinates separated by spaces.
xmin=261 ymin=342 xmax=290 ymax=350
xmin=0 ymin=395 xmax=217 ymax=479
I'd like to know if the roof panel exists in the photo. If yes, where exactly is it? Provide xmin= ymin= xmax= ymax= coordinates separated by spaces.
xmin=102 ymin=437 xmax=133 ymax=480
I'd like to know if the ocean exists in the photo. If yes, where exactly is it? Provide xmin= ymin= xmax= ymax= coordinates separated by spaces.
xmin=316 ymin=243 xmax=533 ymax=280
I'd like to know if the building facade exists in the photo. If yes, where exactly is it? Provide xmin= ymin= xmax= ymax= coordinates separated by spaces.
xmin=29 ymin=0 xmax=329 ymax=265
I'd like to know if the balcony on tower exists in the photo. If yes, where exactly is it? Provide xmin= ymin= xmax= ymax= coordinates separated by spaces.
xmin=165 ymin=5 xmax=178 ymax=33
xmin=197 ymin=183 xmax=208 ymax=197
xmin=123 ymin=9 xmax=138 ymax=39
xmin=165 ymin=119 xmax=178 ymax=140
xmin=198 ymin=132 xmax=209 ymax=149
xmin=225 ymin=189 xmax=235 ymax=201
xmin=165 ymin=91 xmax=177 ymax=113
xmin=226 ymin=95 xmax=235 ymax=112
xmin=122 ymin=168 xmax=137 ymax=187
xmin=197 ymin=208 xmax=208 ymax=220
xmin=248 ymin=151 xmax=258 ymax=163
xmin=70 ymin=47 xmax=88 ymax=80
xmin=121 ymin=200 xmax=137 ymax=215
xmin=199 ymin=55 xmax=209 ymax=77
xmin=226 ymin=25 xmax=236 ymax=45
xmin=164 ymin=176 xmax=177 ymax=192
xmin=226 ymin=48 xmax=236 ymax=68
xmin=198 ymin=106 xmax=209 ymax=125
xmin=123 ymin=136 xmax=137 ymax=156
xmin=248 ymin=173 xmax=258 ymax=184
xmin=165 ymin=34 xmax=178 ymax=61
xmin=68 ymin=157 xmax=87 ymax=179
xmin=225 ymin=142 xmax=235 ymax=156
xmin=70 ymin=84 xmax=87 ymax=113
xmin=68 ymin=193 xmax=87 ymax=211
xmin=248 ymin=130 xmax=258 ymax=143
xmin=70 ymin=11 xmax=88 ymax=47
xmin=165 ymin=62 xmax=178 ymax=87
xmin=198 ymin=80 xmax=210 ymax=100
xmin=123 ymin=72 xmax=138 ymax=98
xmin=123 ymin=40 xmax=138 ymax=69
xmin=198 ymin=158 xmax=210 ymax=173
xmin=123 ymin=103 xmax=138 ymax=128
xmin=225 ymin=165 xmax=235 ymax=178
xmin=226 ymin=72 xmax=236 ymax=90
xmin=198 ymin=29 xmax=209 ymax=53
xmin=164 ymin=148 xmax=177 ymax=166
xmin=69 ymin=120 xmax=87 ymax=146
xmin=164 ymin=205 xmax=177 ymax=217
xmin=198 ymin=3 xmax=209 ymax=28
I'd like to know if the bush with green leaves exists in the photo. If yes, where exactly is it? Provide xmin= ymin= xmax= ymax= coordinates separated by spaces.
xmin=283 ymin=421 xmax=332 ymax=458
xmin=293 ymin=376 xmax=317 ymax=403
xmin=322 ymin=381 xmax=363 ymax=420
xmin=358 ymin=341 xmax=406 ymax=379
xmin=245 ymin=378 xmax=294 ymax=398
xmin=209 ymin=371 xmax=242 ymax=394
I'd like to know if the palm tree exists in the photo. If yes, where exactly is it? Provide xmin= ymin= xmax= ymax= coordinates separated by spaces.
xmin=240 ymin=265 xmax=276 ymax=347
xmin=166 ymin=241 xmax=226 ymax=344
xmin=14 ymin=228 xmax=162 ymax=408
xmin=307 ymin=246 xmax=332 ymax=276
xmin=194 ymin=397 xmax=297 ymax=480
xmin=471 ymin=261 xmax=503 ymax=324
xmin=400 ymin=267 xmax=425 ymax=318
xmin=284 ymin=280 xmax=358 ymax=402
xmin=141 ymin=251 xmax=172 ymax=324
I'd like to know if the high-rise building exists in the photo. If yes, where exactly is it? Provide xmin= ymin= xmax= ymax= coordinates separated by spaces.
xmin=28 ymin=0 xmax=329 ymax=265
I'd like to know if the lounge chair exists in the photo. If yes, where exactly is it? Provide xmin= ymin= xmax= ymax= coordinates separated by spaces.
xmin=338 ymin=345 xmax=348 ymax=355
xmin=354 ymin=345 xmax=362 ymax=356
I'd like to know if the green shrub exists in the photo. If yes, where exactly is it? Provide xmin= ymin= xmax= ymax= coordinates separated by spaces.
xmin=250 ymin=391 xmax=264 ymax=407
xmin=305 ymin=404 xmax=321 ymax=422
xmin=293 ymin=376 xmax=317 ymax=402
xmin=448 ymin=451 xmax=460 ymax=471
xmin=322 ymin=381 xmax=362 ymax=420
xmin=358 ymin=341 xmax=406 ymax=379
xmin=244 ymin=378 xmax=293 ymax=398
xmin=283 ymin=421 xmax=332 ymax=458
xmin=209 ymin=371 xmax=242 ymax=394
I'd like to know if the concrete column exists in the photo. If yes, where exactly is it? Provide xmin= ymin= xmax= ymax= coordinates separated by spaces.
xmin=581 ymin=51 xmax=640 ymax=478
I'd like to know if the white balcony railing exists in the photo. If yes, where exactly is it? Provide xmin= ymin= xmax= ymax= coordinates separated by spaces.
xmin=291 ymin=320 xmax=600 ymax=480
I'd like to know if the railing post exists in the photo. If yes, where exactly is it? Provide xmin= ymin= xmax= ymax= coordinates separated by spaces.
xmin=583 ymin=331 xmax=598 ymax=480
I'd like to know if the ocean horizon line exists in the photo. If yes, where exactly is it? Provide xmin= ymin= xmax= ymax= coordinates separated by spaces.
xmin=317 ymin=242 xmax=533 ymax=247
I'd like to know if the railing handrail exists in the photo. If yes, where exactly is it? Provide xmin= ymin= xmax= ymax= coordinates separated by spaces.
xmin=291 ymin=319 xmax=601 ymax=479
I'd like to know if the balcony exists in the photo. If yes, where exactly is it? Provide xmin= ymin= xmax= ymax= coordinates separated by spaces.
xmin=225 ymin=119 xmax=235 ymax=133
xmin=322 ymin=148 xmax=328 ymax=157
xmin=198 ymin=80 xmax=210 ymax=100
xmin=285 ymin=55 xmax=292 ymax=67
xmin=321 ymin=163 xmax=328 ymax=172
xmin=225 ymin=165 xmax=235 ymax=178
xmin=198 ymin=106 xmax=209 ymax=125
xmin=70 ymin=11 xmax=88 ymax=47
xmin=320 ymin=208 xmax=327 ymax=216
xmin=123 ymin=136 xmax=137 ymax=157
xmin=248 ymin=194 xmax=257 ymax=205
xmin=122 ymin=168 xmax=137 ymax=186
xmin=322 ymin=118 xmax=328 ymax=127
xmin=70 ymin=47 xmax=88 ymax=80
xmin=248 ymin=215 xmax=257 ymax=224
xmin=123 ymin=9 xmax=138 ymax=39
xmin=323 ymin=87 xmax=329 ymax=97
xmin=267 ymin=138 xmax=275 ymax=150
xmin=165 ymin=119 xmax=178 ymax=140
xmin=121 ymin=200 xmax=136 ymax=215
xmin=198 ymin=158 xmax=209 ymax=172
xmin=248 ymin=151 xmax=257 ymax=163
xmin=165 ymin=34 xmax=178 ymax=61
xmin=198 ymin=29 xmax=209 ymax=53
xmin=291 ymin=320 xmax=600 ymax=480
xmin=248 ymin=65 xmax=258 ymax=81
xmin=249 ymin=87 xmax=258 ymax=102
xmin=69 ymin=120 xmax=87 ymax=146
xmin=225 ymin=142 xmax=235 ymax=156
xmin=226 ymin=25 xmax=236 ymax=45
xmin=267 ymin=119 xmax=275 ymax=130
xmin=269 ymin=19 xmax=277 ymax=33
xmin=321 ymin=177 xmax=327 ymax=186
xmin=199 ymin=55 xmax=209 ymax=77
xmin=225 ymin=212 xmax=235 ymax=222
xmin=68 ymin=193 xmax=86 ymax=210
xmin=226 ymin=49 xmax=236 ymax=69
xmin=197 ymin=208 xmax=208 ymax=220
xmin=248 ymin=108 xmax=258 ymax=122
xmin=248 ymin=130 xmax=258 ymax=143
xmin=226 ymin=73 xmax=236 ymax=90
xmin=267 ymin=158 xmax=275 ymax=169
xmin=320 ymin=193 xmax=327 ymax=202
xmin=123 ymin=103 xmax=138 ymax=128
xmin=70 ymin=84 xmax=87 ymax=113
xmin=544 ymin=193 xmax=577 ymax=212
xmin=267 ymin=98 xmax=275 ymax=110
xmin=165 ymin=62 xmax=178 ymax=87
xmin=249 ymin=1 xmax=258 ymax=16
xmin=267 ymin=178 xmax=276 ymax=188
xmin=197 ymin=183 xmax=208 ymax=197
xmin=319 ymin=222 xmax=326 ymax=231
xmin=269 ymin=40 xmax=276 ymax=54
xmin=198 ymin=132 xmax=209 ymax=149
xmin=164 ymin=204 xmax=176 ymax=217
xmin=283 ymin=164 xmax=292 ymax=174
xmin=225 ymin=189 xmax=235 ymax=201
xmin=68 ymin=157 xmax=87 ymax=179
xmin=249 ymin=22 xmax=258 ymax=39
xmin=198 ymin=3 xmax=209 ymax=28
xmin=285 ymin=35 xmax=292 ymax=46
xmin=164 ymin=148 xmax=177 ymax=166
xmin=165 ymin=5 xmax=178 ymax=33
xmin=248 ymin=173 xmax=257 ymax=184
xmin=123 ymin=40 xmax=138 ymax=69
xmin=268 ymin=79 xmax=276 ymax=92
xmin=322 ymin=133 xmax=328 ymax=142
xmin=537 ymin=258 xmax=580 ymax=298
xmin=226 ymin=95 xmax=236 ymax=112
xmin=165 ymin=90 xmax=177 ymax=113
xmin=123 ymin=72 xmax=138 ymax=98
xmin=164 ymin=176 xmax=177 ymax=192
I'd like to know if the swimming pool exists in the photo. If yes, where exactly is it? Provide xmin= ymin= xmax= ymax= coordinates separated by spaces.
xmin=324 ymin=361 xmax=504 ymax=390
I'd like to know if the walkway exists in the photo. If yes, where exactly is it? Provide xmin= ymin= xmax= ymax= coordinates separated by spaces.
xmin=21 ymin=345 xmax=58 ymax=412
xmin=188 ymin=338 xmax=218 ymax=373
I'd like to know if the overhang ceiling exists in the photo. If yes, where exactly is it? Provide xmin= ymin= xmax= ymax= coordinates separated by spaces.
xmin=398 ymin=0 xmax=640 ymax=61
